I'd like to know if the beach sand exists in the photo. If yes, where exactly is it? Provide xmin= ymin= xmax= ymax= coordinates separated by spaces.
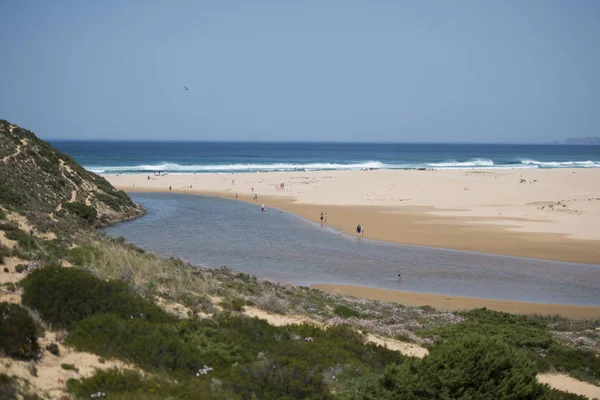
xmin=107 ymin=168 xmax=600 ymax=264
xmin=312 ymin=284 xmax=600 ymax=319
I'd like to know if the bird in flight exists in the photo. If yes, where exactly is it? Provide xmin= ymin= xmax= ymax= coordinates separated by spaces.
xmin=184 ymin=86 xmax=188 ymax=91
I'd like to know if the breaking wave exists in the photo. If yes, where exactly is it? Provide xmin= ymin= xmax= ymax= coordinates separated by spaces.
xmin=427 ymin=159 xmax=495 ymax=168
xmin=85 ymin=158 xmax=600 ymax=174
xmin=86 ymin=161 xmax=387 ymax=174
xmin=519 ymin=159 xmax=600 ymax=168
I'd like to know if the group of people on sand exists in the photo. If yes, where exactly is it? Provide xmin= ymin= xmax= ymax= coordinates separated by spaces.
xmin=319 ymin=212 xmax=328 ymax=225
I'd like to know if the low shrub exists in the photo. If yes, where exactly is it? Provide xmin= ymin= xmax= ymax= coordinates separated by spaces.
xmin=42 ymin=239 xmax=69 ymax=259
xmin=361 ymin=334 xmax=547 ymax=400
xmin=63 ymin=202 xmax=97 ymax=223
xmin=5 ymin=229 xmax=39 ymax=251
xmin=541 ymin=343 xmax=600 ymax=383
xmin=14 ymin=264 xmax=26 ymax=273
xmin=3 ymin=267 xmax=8 ymax=273
xmin=0 ymin=222 xmax=18 ymax=231
xmin=67 ymin=314 xmax=234 ymax=376
xmin=21 ymin=266 xmax=174 ymax=328
xmin=257 ymin=292 xmax=288 ymax=315
xmin=544 ymin=389 xmax=589 ymax=399
xmin=67 ymin=368 xmax=235 ymax=400
xmin=0 ymin=244 xmax=9 ymax=261
xmin=69 ymin=246 xmax=99 ymax=266
xmin=428 ymin=308 xmax=553 ymax=349
xmin=426 ymin=308 xmax=600 ymax=382
xmin=0 ymin=302 xmax=40 ymax=360
xmin=334 ymin=305 xmax=360 ymax=319
xmin=46 ymin=343 xmax=60 ymax=356
xmin=229 ymin=356 xmax=334 ymax=399
xmin=0 ymin=373 xmax=17 ymax=400
xmin=220 ymin=298 xmax=246 ymax=312
xmin=61 ymin=363 xmax=77 ymax=371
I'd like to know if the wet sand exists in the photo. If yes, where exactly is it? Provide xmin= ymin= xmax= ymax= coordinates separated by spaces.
xmin=312 ymin=284 xmax=600 ymax=319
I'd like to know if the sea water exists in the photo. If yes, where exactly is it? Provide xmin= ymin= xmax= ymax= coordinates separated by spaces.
xmin=104 ymin=193 xmax=600 ymax=306
xmin=52 ymin=141 xmax=600 ymax=174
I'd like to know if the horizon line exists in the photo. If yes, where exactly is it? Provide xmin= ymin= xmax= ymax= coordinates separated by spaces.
xmin=43 ymin=138 xmax=580 ymax=145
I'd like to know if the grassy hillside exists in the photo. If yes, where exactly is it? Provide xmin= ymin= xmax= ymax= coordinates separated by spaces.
xmin=0 ymin=119 xmax=144 ymax=234
xmin=0 ymin=121 xmax=598 ymax=399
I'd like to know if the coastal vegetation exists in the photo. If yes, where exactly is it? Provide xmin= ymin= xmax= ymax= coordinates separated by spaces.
xmin=0 ymin=120 xmax=598 ymax=399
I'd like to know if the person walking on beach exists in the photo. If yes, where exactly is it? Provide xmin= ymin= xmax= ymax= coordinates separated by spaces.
xmin=254 ymin=193 xmax=258 ymax=201
xmin=320 ymin=212 xmax=324 ymax=225
xmin=356 ymin=224 xmax=362 ymax=238
xmin=169 ymin=186 xmax=172 ymax=192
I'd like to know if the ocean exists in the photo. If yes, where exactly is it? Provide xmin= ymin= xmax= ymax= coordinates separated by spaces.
xmin=105 ymin=193 xmax=600 ymax=306
xmin=51 ymin=141 xmax=600 ymax=174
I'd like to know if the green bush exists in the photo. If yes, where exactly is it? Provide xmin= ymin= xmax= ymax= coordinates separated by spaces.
xmin=257 ymin=292 xmax=288 ymax=314
xmin=67 ymin=368 xmax=235 ymax=400
xmin=21 ymin=266 xmax=173 ymax=328
xmin=426 ymin=308 xmax=600 ymax=382
xmin=428 ymin=308 xmax=553 ymax=349
xmin=15 ymin=264 xmax=26 ymax=273
xmin=67 ymin=314 xmax=233 ymax=375
xmin=0 ymin=208 xmax=6 ymax=220
xmin=67 ymin=312 xmax=403 ymax=389
xmin=542 ymin=343 xmax=600 ymax=383
xmin=69 ymin=246 xmax=99 ymax=266
xmin=362 ymin=334 xmax=547 ymax=400
xmin=543 ymin=389 xmax=589 ymax=400
xmin=41 ymin=239 xmax=69 ymax=259
xmin=220 ymin=298 xmax=246 ymax=312
xmin=63 ymin=202 xmax=97 ymax=223
xmin=5 ymin=229 xmax=39 ymax=251
xmin=0 ymin=373 xmax=17 ymax=400
xmin=229 ymin=356 xmax=333 ymax=400
xmin=46 ymin=343 xmax=60 ymax=356
xmin=3 ymin=267 xmax=8 ymax=273
xmin=61 ymin=363 xmax=77 ymax=371
xmin=334 ymin=305 xmax=360 ymax=319
xmin=0 ymin=182 xmax=28 ymax=208
xmin=0 ymin=222 xmax=18 ymax=231
xmin=0 ymin=302 xmax=40 ymax=360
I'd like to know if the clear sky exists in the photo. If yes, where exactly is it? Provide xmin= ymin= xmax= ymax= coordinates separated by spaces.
xmin=1 ymin=1 xmax=599 ymax=142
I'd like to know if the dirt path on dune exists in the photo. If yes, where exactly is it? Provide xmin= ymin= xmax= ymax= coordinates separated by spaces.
xmin=1 ymin=143 xmax=21 ymax=163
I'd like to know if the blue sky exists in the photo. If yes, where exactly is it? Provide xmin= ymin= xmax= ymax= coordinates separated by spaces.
xmin=1 ymin=1 xmax=599 ymax=142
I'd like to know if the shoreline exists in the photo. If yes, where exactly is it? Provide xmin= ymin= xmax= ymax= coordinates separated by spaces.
xmin=311 ymin=284 xmax=600 ymax=319
xmin=110 ymin=178 xmax=600 ymax=265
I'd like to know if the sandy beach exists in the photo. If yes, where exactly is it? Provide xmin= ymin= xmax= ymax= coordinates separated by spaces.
xmin=312 ymin=284 xmax=600 ymax=319
xmin=107 ymin=168 xmax=600 ymax=264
